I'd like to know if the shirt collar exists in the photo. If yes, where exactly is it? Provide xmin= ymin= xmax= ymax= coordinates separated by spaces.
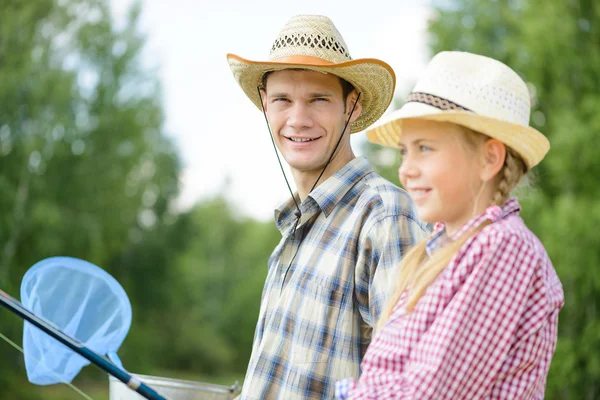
xmin=274 ymin=156 xmax=373 ymax=232
xmin=426 ymin=198 xmax=521 ymax=256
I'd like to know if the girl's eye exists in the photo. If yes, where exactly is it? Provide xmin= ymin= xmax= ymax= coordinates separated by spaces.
xmin=419 ymin=145 xmax=431 ymax=152
xmin=398 ymin=148 xmax=407 ymax=156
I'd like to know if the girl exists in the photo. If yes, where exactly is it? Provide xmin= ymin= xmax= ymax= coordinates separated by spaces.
xmin=336 ymin=51 xmax=564 ymax=399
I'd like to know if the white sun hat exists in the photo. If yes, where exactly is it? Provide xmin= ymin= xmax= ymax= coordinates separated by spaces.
xmin=367 ymin=51 xmax=550 ymax=169
xmin=227 ymin=14 xmax=396 ymax=133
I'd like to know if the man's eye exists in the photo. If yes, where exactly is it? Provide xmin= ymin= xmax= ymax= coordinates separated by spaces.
xmin=312 ymin=98 xmax=328 ymax=102
xmin=273 ymin=98 xmax=289 ymax=103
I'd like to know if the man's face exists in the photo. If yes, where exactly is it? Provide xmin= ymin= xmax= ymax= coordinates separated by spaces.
xmin=261 ymin=70 xmax=359 ymax=176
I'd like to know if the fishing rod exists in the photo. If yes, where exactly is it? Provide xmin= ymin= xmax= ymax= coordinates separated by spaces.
xmin=0 ymin=289 xmax=167 ymax=400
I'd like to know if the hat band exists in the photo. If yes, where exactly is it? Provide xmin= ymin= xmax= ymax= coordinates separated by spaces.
xmin=406 ymin=92 xmax=473 ymax=112
xmin=269 ymin=55 xmax=336 ymax=66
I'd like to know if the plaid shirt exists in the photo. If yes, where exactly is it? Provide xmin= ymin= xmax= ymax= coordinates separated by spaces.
xmin=240 ymin=156 xmax=427 ymax=400
xmin=336 ymin=198 xmax=564 ymax=399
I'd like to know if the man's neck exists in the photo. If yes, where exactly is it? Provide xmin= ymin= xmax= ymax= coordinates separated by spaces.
xmin=292 ymin=153 xmax=355 ymax=201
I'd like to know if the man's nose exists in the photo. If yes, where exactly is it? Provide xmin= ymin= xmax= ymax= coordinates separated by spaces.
xmin=286 ymin=102 xmax=313 ymax=130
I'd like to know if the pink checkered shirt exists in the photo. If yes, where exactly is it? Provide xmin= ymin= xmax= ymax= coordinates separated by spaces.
xmin=336 ymin=198 xmax=564 ymax=399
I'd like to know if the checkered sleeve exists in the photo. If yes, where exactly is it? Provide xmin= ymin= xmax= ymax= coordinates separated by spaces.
xmin=348 ymin=231 xmax=551 ymax=399
xmin=355 ymin=214 xmax=426 ymax=327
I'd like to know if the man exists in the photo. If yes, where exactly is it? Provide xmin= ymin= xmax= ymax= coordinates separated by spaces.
xmin=227 ymin=14 xmax=428 ymax=400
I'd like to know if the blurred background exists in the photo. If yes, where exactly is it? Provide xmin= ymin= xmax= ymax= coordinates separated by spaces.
xmin=0 ymin=0 xmax=598 ymax=399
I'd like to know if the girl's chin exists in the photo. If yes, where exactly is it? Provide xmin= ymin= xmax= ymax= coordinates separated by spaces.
xmin=415 ymin=208 xmax=440 ymax=225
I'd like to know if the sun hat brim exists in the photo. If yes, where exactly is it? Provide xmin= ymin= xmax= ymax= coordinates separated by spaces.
xmin=227 ymin=53 xmax=396 ymax=133
xmin=366 ymin=101 xmax=550 ymax=169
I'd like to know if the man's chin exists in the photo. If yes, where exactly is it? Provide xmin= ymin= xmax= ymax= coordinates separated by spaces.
xmin=286 ymin=160 xmax=328 ymax=173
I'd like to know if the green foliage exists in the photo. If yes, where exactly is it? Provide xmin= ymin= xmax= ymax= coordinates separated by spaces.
xmin=0 ymin=1 xmax=280 ymax=398
xmin=107 ymin=197 xmax=279 ymax=378
xmin=0 ymin=0 xmax=181 ymax=397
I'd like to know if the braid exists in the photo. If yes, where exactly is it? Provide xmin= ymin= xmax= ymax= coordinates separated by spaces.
xmin=459 ymin=127 xmax=528 ymax=207
xmin=493 ymin=147 xmax=527 ymax=206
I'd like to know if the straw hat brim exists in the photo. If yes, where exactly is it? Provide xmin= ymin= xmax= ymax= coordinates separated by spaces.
xmin=366 ymin=102 xmax=550 ymax=169
xmin=227 ymin=54 xmax=396 ymax=133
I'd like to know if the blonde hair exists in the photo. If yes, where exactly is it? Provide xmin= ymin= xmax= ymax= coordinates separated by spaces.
xmin=377 ymin=127 xmax=527 ymax=329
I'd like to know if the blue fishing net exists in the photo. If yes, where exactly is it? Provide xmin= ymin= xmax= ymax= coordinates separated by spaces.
xmin=20 ymin=257 xmax=132 ymax=385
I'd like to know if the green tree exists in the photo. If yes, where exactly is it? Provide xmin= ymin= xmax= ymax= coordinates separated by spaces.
xmin=0 ymin=2 xmax=281 ymax=398
xmin=161 ymin=197 xmax=279 ymax=375
xmin=0 ymin=0 xmax=181 ymax=398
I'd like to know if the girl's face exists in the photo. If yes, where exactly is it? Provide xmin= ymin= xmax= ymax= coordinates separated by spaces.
xmin=398 ymin=120 xmax=493 ymax=235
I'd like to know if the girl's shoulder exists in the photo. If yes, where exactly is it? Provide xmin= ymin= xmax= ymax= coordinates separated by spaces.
xmin=467 ymin=214 xmax=562 ymax=296
xmin=477 ymin=213 xmax=546 ymax=255
xmin=450 ymin=213 xmax=550 ymax=278
xmin=472 ymin=212 xmax=564 ymax=310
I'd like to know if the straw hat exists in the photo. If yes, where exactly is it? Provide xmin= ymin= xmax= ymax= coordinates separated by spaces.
xmin=227 ymin=15 xmax=396 ymax=133
xmin=367 ymin=51 xmax=550 ymax=169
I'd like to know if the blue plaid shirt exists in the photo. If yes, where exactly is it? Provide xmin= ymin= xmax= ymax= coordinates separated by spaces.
xmin=240 ymin=156 xmax=428 ymax=400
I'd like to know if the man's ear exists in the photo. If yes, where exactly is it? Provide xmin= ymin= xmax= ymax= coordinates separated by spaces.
xmin=480 ymin=139 xmax=506 ymax=182
xmin=346 ymin=91 xmax=363 ymax=123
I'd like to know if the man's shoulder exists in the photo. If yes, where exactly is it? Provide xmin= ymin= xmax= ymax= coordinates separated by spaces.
xmin=353 ymin=171 xmax=415 ymax=219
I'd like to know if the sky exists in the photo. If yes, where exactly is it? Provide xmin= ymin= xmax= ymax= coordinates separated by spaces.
xmin=111 ymin=0 xmax=434 ymax=221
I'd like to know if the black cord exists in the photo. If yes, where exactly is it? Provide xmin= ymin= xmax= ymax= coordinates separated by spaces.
xmin=257 ymin=87 xmax=301 ymax=216
xmin=308 ymin=92 xmax=361 ymax=194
